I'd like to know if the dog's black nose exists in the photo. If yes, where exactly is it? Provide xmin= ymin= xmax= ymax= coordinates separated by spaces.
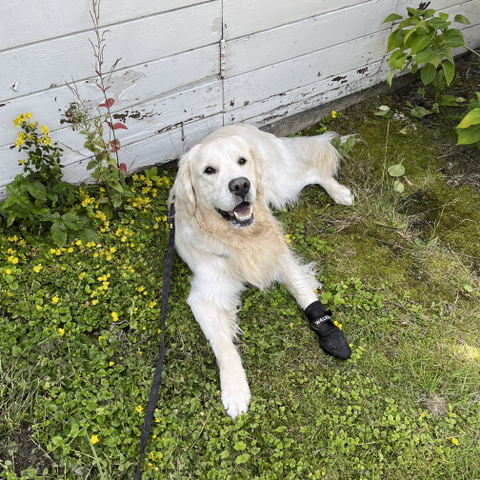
xmin=229 ymin=177 xmax=250 ymax=198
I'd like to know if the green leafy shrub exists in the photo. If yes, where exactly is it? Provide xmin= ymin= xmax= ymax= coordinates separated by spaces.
xmin=1 ymin=114 xmax=98 ymax=247
xmin=383 ymin=8 xmax=471 ymax=93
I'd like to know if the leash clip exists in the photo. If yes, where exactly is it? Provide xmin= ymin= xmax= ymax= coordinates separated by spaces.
xmin=167 ymin=196 xmax=176 ymax=229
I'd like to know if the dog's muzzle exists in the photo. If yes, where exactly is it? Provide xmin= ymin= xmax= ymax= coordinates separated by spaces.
xmin=216 ymin=176 xmax=255 ymax=228
xmin=216 ymin=201 xmax=254 ymax=228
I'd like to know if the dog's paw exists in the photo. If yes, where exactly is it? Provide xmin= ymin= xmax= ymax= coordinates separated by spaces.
xmin=331 ymin=185 xmax=353 ymax=206
xmin=220 ymin=370 xmax=251 ymax=419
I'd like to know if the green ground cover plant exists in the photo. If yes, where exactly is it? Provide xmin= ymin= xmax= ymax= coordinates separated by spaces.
xmin=1 ymin=55 xmax=480 ymax=480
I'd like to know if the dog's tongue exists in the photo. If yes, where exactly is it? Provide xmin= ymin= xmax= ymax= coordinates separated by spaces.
xmin=229 ymin=203 xmax=251 ymax=217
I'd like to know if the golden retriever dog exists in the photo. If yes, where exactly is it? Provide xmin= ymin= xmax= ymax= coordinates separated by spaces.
xmin=169 ymin=124 xmax=352 ymax=418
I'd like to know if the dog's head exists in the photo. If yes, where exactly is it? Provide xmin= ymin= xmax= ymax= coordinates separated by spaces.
xmin=174 ymin=135 xmax=263 ymax=228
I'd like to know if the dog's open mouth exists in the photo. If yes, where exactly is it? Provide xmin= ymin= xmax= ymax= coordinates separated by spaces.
xmin=216 ymin=202 xmax=255 ymax=228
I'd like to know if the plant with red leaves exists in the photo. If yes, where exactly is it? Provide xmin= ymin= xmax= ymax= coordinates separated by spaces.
xmin=67 ymin=0 xmax=133 ymax=218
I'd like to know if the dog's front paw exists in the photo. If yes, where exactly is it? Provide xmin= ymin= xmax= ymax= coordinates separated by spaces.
xmin=220 ymin=369 xmax=251 ymax=419
xmin=331 ymin=185 xmax=353 ymax=206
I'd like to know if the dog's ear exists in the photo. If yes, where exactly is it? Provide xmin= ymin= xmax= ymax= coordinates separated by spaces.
xmin=175 ymin=145 xmax=199 ymax=216
xmin=248 ymin=145 xmax=264 ymax=198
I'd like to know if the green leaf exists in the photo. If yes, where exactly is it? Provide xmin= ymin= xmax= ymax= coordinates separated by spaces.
xmin=442 ymin=61 xmax=455 ymax=86
xmin=443 ymin=30 xmax=465 ymax=48
xmin=411 ymin=106 xmax=432 ymax=118
xmin=387 ymin=29 xmax=407 ymax=52
xmin=235 ymin=454 xmax=250 ymax=465
xmin=457 ymin=124 xmax=480 ymax=145
xmin=375 ymin=105 xmax=393 ymax=118
xmin=387 ymin=68 xmax=396 ymax=86
xmin=330 ymin=137 xmax=341 ymax=150
xmin=438 ymin=12 xmax=449 ymax=21
xmin=110 ymin=182 xmax=124 ymax=193
xmin=393 ymin=180 xmax=405 ymax=193
xmin=234 ymin=441 xmax=247 ymax=451
xmin=410 ymin=33 xmax=432 ymax=54
xmin=383 ymin=13 xmax=403 ymax=24
xmin=425 ymin=17 xmax=449 ymax=30
xmin=404 ymin=20 xmax=426 ymax=44
xmin=51 ymin=222 xmax=68 ymax=247
xmin=78 ymin=227 xmax=99 ymax=245
xmin=457 ymin=108 xmax=480 ymax=129
xmin=438 ymin=94 xmax=456 ymax=106
xmin=388 ymin=50 xmax=408 ymax=70
xmin=398 ymin=17 xmax=419 ymax=29
xmin=463 ymin=284 xmax=473 ymax=293
xmin=388 ymin=164 xmax=406 ymax=177
xmin=86 ymin=160 xmax=97 ymax=171
xmin=61 ymin=212 xmax=81 ymax=230
xmin=454 ymin=14 xmax=471 ymax=25
xmin=26 ymin=180 xmax=47 ymax=200
xmin=420 ymin=63 xmax=437 ymax=85
xmin=416 ymin=47 xmax=436 ymax=64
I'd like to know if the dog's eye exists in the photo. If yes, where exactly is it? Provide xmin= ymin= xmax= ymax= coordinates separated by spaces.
xmin=238 ymin=157 xmax=247 ymax=165
xmin=204 ymin=166 xmax=216 ymax=175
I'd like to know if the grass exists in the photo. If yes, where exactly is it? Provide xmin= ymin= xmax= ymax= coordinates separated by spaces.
xmin=1 ymin=70 xmax=480 ymax=479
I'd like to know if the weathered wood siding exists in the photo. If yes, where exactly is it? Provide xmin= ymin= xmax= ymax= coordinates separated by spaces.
xmin=1 ymin=0 xmax=479 ymax=196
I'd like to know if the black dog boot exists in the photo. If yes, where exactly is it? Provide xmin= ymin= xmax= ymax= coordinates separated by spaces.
xmin=305 ymin=301 xmax=351 ymax=360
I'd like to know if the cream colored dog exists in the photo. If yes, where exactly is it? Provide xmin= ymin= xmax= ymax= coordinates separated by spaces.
xmin=170 ymin=124 xmax=352 ymax=418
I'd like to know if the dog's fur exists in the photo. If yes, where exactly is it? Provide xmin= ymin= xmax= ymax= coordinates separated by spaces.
xmin=170 ymin=124 xmax=352 ymax=418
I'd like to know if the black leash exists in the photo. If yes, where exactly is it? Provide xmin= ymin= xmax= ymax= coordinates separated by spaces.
xmin=134 ymin=196 xmax=176 ymax=480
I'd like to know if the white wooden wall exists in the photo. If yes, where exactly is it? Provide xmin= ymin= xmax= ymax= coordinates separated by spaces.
xmin=1 ymin=0 xmax=479 ymax=196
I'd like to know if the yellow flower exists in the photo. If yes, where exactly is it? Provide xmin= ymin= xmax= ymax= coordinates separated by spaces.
xmin=43 ymin=137 xmax=52 ymax=146
xmin=24 ymin=112 xmax=32 ymax=120
xmin=18 ymin=159 xmax=25 ymax=166
xmin=111 ymin=312 xmax=118 ymax=322
xmin=5 ymin=269 xmax=12 ymax=275
xmin=15 ymin=132 xmax=26 ymax=148
xmin=98 ymin=336 xmax=103 ymax=341
xmin=452 ymin=438 xmax=459 ymax=446
xmin=155 ymin=418 xmax=161 ymax=423
xmin=58 ymin=328 xmax=65 ymax=336
xmin=109 ymin=362 xmax=114 ymax=367
xmin=13 ymin=115 xmax=24 ymax=127
xmin=136 ymin=405 xmax=143 ymax=413
xmin=33 ymin=264 xmax=42 ymax=273
xmin=36 ymin=305 xmax=42 ymax=311
xmin=8 ymin=256 xmax=19 ymax=264
xmin=76 ymin=240 xmax=82 ymax=246
xmin=90 ymin=435 xmax=99 ymax=444
xmin=52 ymin=297 xmax=59 ymax=304
xmin=92 ymin=300 xmax=99 ymax=305
xmin=149 ymin=301 xmax=157 ymax=308
xmin=40 ymin=125 xmax=49 ymax=135
xmin=50 ymin=248 xmax=56 ymax=254
xmin=331 ymin=110 xmax=337 ymax=118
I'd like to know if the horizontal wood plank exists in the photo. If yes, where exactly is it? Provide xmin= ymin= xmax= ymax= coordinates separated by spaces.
xmin=224 ymin=31 xmax=389 ymax=111
xmin=0 ymin=0 xmax=209 ymax=51
xmin=1 ymin=1 xmax=221 ymax=101
xmin=225 ymin=61 xmax=386 ymax=126
xmin=223 ymin=0 xmax=372 ymax=40
xmin=225 ymin=0 xmax=395 ymax=78
xmin=0 ymin=45 xmax=220 ymax=148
